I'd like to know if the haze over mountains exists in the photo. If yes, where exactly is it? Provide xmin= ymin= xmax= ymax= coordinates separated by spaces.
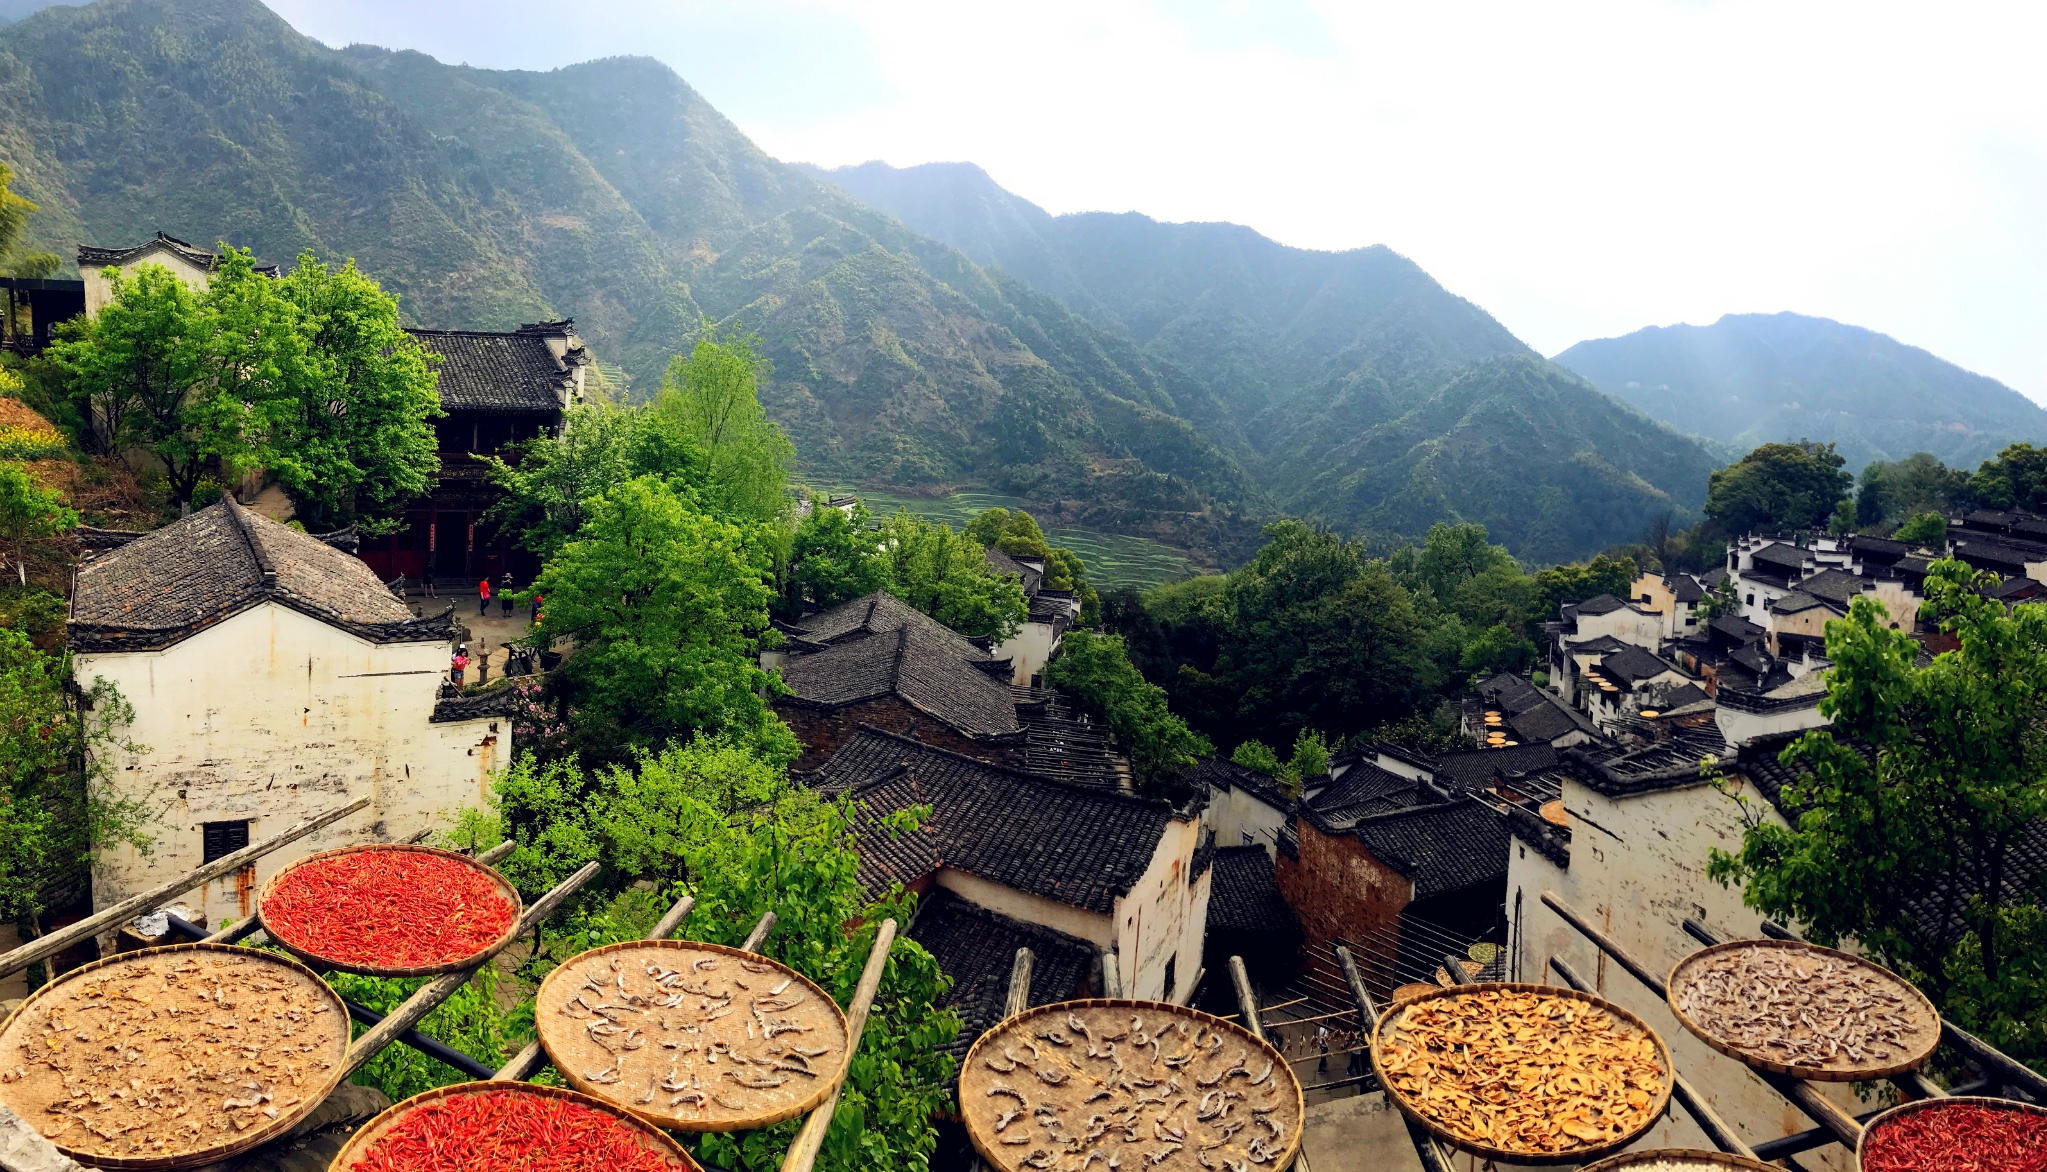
xmin=1552 ymin=313 xmax=2047 ymax=474
xmin=21 ymin=0 xmax=2013 ymax=565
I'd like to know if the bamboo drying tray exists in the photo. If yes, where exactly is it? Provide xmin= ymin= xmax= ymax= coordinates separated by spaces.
xmin=327 ymin=1079 xmax=701 ymax=1172
xmin=1666 ymin=939 xmax=1939 ymax=1081
xmin=1369 ymin=982 xmax=1674 ymax=1167
xmin=534 ymin=940 xmax=848 ymax=1131
xmin=958 ymin=998 xmax=1303 ymax=1172
xmin=1580 ymin=1150 xmax=1788 ymax=1172
xmin=1854 ymin=1095 xmax=2047 ymax=1169
xmin=257 ymin=844 xmax=523 ymax=978
xmin=0 ymin=943 xmax=350 ymax=1170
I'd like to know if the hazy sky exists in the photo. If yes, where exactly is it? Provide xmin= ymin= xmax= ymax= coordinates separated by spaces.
xmin=264 ymin=0 xmax=2047 ymax=402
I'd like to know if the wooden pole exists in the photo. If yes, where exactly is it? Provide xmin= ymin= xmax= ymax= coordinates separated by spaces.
xmin=1005 ymin=947 xmax=1035 ymax=1017
xmin=1334 ymin=945 xmax=1454 ymax=1172
xmin=493 ymin=889 xmax=699 ymax=1082
xmin=0 ymin=796 xmax=369 ymax=980
xmin=1548 ymin=955 xmax=1757 ymax=1159
xmin=741 ymin=910 xmax=778 ymax=953
xmin=778 ymin=919 xmax=898 ymax=1172
xmin=346 ymin=860 xmax=598 ymax=1078
xmin=1229 ymin=956 xmax=1312 ymax=1172
xmin=476 ymin=840 xmax=515 ymax=867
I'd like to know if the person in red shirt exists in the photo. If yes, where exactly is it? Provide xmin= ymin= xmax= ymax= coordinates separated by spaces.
xmin=478 ymin=577 xmax=491 ymax=616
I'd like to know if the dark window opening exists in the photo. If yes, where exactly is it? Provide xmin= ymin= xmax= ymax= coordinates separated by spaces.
xmin=202 ymin=820 xmax=250 ymax=863
xmin=1162 ymin=954 xmax=1177 ymax=1001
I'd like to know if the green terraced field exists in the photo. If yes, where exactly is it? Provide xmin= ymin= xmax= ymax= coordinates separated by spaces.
xmin=819 ymin=486 xmax=1201 ymax=589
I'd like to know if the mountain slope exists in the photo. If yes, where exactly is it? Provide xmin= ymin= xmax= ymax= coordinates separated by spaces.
xmin=0 ymin=0 xmax=1260 ymax=556
xmin=1553 ymin=312 xmax=2047 ymax=473
xmin=811 ymin=160 xmax=1719 ymax=554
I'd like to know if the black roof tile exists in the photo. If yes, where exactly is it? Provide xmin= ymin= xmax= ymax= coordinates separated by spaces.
xmin=910 ymin=890 xmax=1096 ymax=1058
xmin=984 ymin=546 xmax=1043 ymax=596
xmin=779 ymin=625 xmax=1021 ymax=737
xmin=1350 ymin=798 xmax=1511 ymax=898
xmin=789 ymin=592 xmax=993 ymax=663
xmin=1433 ymin=744 xmax=1558 ymax=794
xmin=1207 ymin=846 xmax=1297 ymax=935
xmin=1600 ymin=645 xmax=1679 ymax=684
xmin=406 ymin=324 xmax=580 ymax=414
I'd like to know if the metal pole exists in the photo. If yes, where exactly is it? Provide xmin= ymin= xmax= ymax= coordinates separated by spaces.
xmin=493 ymin=889 xmax=700 ymax=1082
xmin=1540 ymin=891 xmax=1864 ymax=1149
xmin=1548 ymin=955 xmax=1757 ymax=1159
xmin=1333 ymin=945 xmax=1453 ymax=1172
xmin=778 ymin=919 xmax=898 ymax=1172
xmin=0 ymin=796 xmax=370 ymax=980
xmin=346 ymin=860 xmax=598 ymax=1078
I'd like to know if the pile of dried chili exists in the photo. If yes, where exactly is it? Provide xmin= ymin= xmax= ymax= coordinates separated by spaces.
xmin=351 ymin=1089 xmax=692 ymax=1172
xmin=264 ymin=851 xmax=516 ymax=968
xmin=1861 ymin=1102 xmax=2047 ymax=1172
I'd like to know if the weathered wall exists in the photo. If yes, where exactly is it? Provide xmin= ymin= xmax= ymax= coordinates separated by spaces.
xmin=78 ymin=603 xmax=503 ymax=928
xmin=1714 ymin=699 xmax=1828 ymax=748
xmin=1575 ymin=607 xmax=1665 ymax=652
xmin=1275 ymin=819 xmax=1412 ymax=990
xmin=936 ymin=868 xmax=1113 ymax=949
xmin=82 ymin=251 xmax=216 ymax=316
xmin=1203 ymin=782 xmax=1288 ymax=860
xmin=994 ymin=620 xmax=1062 ymax=686
xmin=776 ymin=695 xmax=1023 ymax=773
xmin=1110 ymin=815 xmax=1207 ymax=1002
xmin=1504 ymin=775 xmax=1860 ymax=1169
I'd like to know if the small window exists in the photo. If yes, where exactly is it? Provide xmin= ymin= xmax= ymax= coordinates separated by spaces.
xmin=1162 ymin=954 xmax=1177 ymax=1001
xmin=1745 ymin=593 xmax=1755 ymax=606
xmin=1641 ymin=594 xmax=1653 ymax=604
xmin=1241 ymin=831 xmax=1256 ymax=847
xmin=202 ymin=820 xmax=250 ymax=863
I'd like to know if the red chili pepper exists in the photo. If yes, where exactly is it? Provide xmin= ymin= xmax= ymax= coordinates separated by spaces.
xmin=1862 ymin=1102 xmax=2047 ymax=1172
xmin=265 ymin=851 xmax=517 ymax=968
xmin=352 ymin=1088 xmax=690 ymax=1172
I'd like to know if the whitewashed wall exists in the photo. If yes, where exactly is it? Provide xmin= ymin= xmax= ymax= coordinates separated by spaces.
xmin=1505 ymin=774 xmax=1859 ymax=1169
xmin=995 ymin=620 xmax=1062 ymax=686
xmin=1113 ymin=816 xmax=1209 ymax=1003
xmin=1203 ymin=782 xmax=1288 ymax=860
xmin=82 ymin=251 xmax=214 ymax=316
xmin=78 ymin=602 xmax=505 ymax=928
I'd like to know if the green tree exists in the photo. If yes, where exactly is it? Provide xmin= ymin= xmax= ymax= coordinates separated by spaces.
xmin=600 ymin=734 xmax=790 ymax=881
xmin=1406 ymin=522 xmax=1520 ymax=602
xmin=1894 ymin=511 xmax=1947 ymax=547
xmin=44 ymin=263 xmax=199 ymax=458
xmin=485 ymin=402 xmax=705 ymax=561
xmin=787 ymin=496 xmax=890 ymax=614
xmin=1704 ymin=441 xmax=1854 ymax=534
xmin=1532 ymin=553 xmax=1641 ymax=623
xmin=1708 ymin=559 xmax=2047 ymax=1070
xmin=269 ymin=253 xmax=441 ymax=532
xmin=880 ymin=512 xmax=1026 ymax=641
xmin=1230 ymin=739 xmax=1280 ymax=776
xmin=1971 ymin=442 xmax=2047 ymax=514
xmin=1273 ymin=728 xmax=1331 ymax=799
xmin=1459 ymin=622 xmax=1536 ymax=679
xmin=0 ymin=462 xmax=75 ymax=585
xmin=1044 ymin=630 xmax=1211 ymax=794
xmin=0 ymin=164 xmax=56 ymax=280
xmin=1695 ymin=574 xmax=1740 ymax=620
xmin=652 ymin=326 xmax=794 ymax=526
xmin=1874 ymin=452 xmax=1973 ymax=519
xmin=531 ymin=475 xmax=794 ymax=763
xmin=966 ymin=506 xmax=1099 ymax=624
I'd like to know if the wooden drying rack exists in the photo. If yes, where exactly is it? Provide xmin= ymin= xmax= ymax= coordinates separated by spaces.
xmin=0 ymin=797 xmax=897 ymax=1172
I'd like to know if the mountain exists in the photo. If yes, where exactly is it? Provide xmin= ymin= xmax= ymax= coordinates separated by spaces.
xmin=1 ymin=0 xmax=1718 ymax=565
xmin=1552 ymin=313 xmax=2047 ymax=474
xmin=809 ymin=161 xmax=1720 ymax=560
xmin=0 ymin=0 xmax=1263 ymax=559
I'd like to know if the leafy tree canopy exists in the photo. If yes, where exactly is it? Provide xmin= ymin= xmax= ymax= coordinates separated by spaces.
xmin=1971 ymin=442 xmax=2047 ymax=515
xmin=1704 ymin=440 xmax=1853 ymax=535
xmin=0 ymin=164 xmax=57 ymax=279
xmin=1044 ymin=630 xmax=1211 ymax=794
xmin=1893 ymin=511 xmax=1947 ymax=547
xmin=0 ymin=462 xmax=76 ymax=586
xmin=485 ymin=401 xmax=707 ymax=562
xmin=879 ymin=511 xmax=1026 ymax=642
xmin=1708 ymin=559 xmax=2047 ymax=1070
xmin=652 ymin=326 xmax=795 ymax=527
xmin=1532 ymin=554 xmax=1641 ymax=625
xmin=530 ymin=474 xmax=794 ymax=765
xmin=785 ymin=496 xmax=890 ymax=615
xmin=964 ymin=506 xmax=1100 ymax=625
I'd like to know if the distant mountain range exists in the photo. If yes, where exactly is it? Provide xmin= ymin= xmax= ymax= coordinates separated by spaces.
xmin=806 ymin=161 xmax=1718 ymax=560
xmin=1552 ymin=313 xmax=2047 ymax=473
xmin=0 ymin=0 xmax=1723 ymax=563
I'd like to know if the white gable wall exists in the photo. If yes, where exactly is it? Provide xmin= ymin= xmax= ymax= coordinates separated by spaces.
xmin=78 ymin=602 xmax=504 ymax=927
xmin=82 ymin=249 xmax=215 ymax=316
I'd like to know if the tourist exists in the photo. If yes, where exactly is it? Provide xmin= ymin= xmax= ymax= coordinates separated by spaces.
xmin=477 ymin=577 xmax=490 ymax=616
xmin=450 ymin=645 xmax=469 ymax=688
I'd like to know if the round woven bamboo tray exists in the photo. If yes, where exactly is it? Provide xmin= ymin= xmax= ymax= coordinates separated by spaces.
xmin=327 ymin=1079 xmax=701 ymax=1171
xmin=1580 ymin=1150 xmax=1786 ymax=1172
xmin=1855 ymin=1094 xmax=2047 ymax=1169
xmin=534 ymin=940 xmax=847 ymax=1131
xmin=0 ymin=943 xmax=351 ymax=1170
xmin=257 ymin=844 xmax=523 ymax=978
xmin=1390 ymin=983 xmax=1439 ymax=1003
xmin=959 ymin=998 xmax=1303 ymax=1172
xmin=1666 ymin=939 xmax=1939 ymax=1082
xmin=1369 ymin=982 xmax=1674 ymax=1166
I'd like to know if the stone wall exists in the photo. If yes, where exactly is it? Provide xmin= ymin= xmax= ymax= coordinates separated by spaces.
xmin=1275 ymin=818 xmax=1412 ymax=991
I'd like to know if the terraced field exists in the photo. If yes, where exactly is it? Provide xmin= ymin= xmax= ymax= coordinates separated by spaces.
xmin=821 ymin=486 xmax=1199 ymax=589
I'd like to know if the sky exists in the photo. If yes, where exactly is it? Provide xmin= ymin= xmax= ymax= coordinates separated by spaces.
xmin=258 ymin=0 xmax=2047 ymax=401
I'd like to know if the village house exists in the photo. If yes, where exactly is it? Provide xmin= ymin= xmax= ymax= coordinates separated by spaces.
xmin=69 ymin=497 xmax=505 ymax=930
xmin=1628 ymin=570 xmax=1705 ymax=640
xmin=908 ymin=889 xmax=1101 ymax=1060
xmin=983 ymin=546 xmax=1080 ymax=686
xmin=807 ymin=725 xmax=1211 ymax=1004
xmin=1194 ymin=755 xmax=1294 ymax=857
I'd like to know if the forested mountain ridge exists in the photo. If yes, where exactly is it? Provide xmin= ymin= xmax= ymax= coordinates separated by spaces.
xmin=811 ymin=160 xmax=1721 ymax=561
xmin=1553 ymin=312 xmax=2047 ymax=474
xmin=0 ymin=0 xmax=1261 ymax=555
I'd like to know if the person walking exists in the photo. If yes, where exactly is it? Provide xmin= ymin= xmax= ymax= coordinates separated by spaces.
xmin=531 ymin=592 xmax=543 ymax=625
xmin=450 ymin=645 xmax=469 ymax=689
xmin=421 ymin=554 xmax=436 ymax=598
xmin=477 ymin=577 xmax=491 ymax=616
xmin=499 ymin=571 xmax=514 ymax=618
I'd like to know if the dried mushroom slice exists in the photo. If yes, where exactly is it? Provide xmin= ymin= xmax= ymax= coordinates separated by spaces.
xmin=534 ymin=941 xmax=850 ymax=1131
xmin=959 ymin=1000 xmax=1302 ymax=1172
xmin=0 ymin=943 xmax=349 ymax=1166
xmin=1667 ymin=941 xmax=1939 ymax=1081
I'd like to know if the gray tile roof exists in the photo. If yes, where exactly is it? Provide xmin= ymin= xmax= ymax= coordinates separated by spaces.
xmin=1750 ymin=543 xmax=1810 ymax=572
xmin=70 ymin=498 xmax=450 ymax=653
xmin=910 ymin=890 xmax=1095 ymax=1058
xmin=1573 ymin=594 xmax=1628 ymax=616
xmin=1350 ymin=798 xmax=1511 ymax=899
xmin=77 ymin=232 xmax=280 ymax=277
xmin=789 ymin=591 xmax=993 ymax=663
xmin=1770 ymin=591 xmax=1832 ymax=615
xmin=1433 ymin=744 xmax=1559 ymax=794
xmin=984 ymin=546 xmax=1043 ymax=595
xmin=1308 ymin=762 xmax=1431 ymax=827
xmin=1600 ymin=645 xmax=1678 ymax=684
xmin=1506 ymin=699 xmax=1590 ymax=745
xmin=1798 ymin=569 xmax=1873 ymax=607
xmin=811 ymin=726 xmax=1182 ymax=914
xmin=1207 ymin=845 xmax=1297 ymax=934
xmin=779 ymin=625 xmax=1022 ymax=737
xmin=1191 ymin=756 xmax=1290 ymax=812
xmin=406 ymin=324 xmax=580 ymax=414
xmin=1668 ymin=575 xmax=1705 ymax=603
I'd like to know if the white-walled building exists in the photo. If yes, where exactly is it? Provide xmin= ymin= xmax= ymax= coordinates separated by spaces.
xmin=1196 ymin=756 xmax=1292 ymax=859
xmin=983 ymin=547 xmax=1081 ymax=686
xmin=77 ymin=232 xmax=282 ymax=314
xmin=810 ymin=725 xmax=1210 ymax=1004
xmin=70 ymin=497 xmax=509 ymax=928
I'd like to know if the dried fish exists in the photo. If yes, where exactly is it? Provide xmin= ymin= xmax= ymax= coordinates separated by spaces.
xmin=1036 ymin=1065 xmax=1069 ymax=1086
xmin=1673 ymin=944 xmax=1927 ymax=1072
